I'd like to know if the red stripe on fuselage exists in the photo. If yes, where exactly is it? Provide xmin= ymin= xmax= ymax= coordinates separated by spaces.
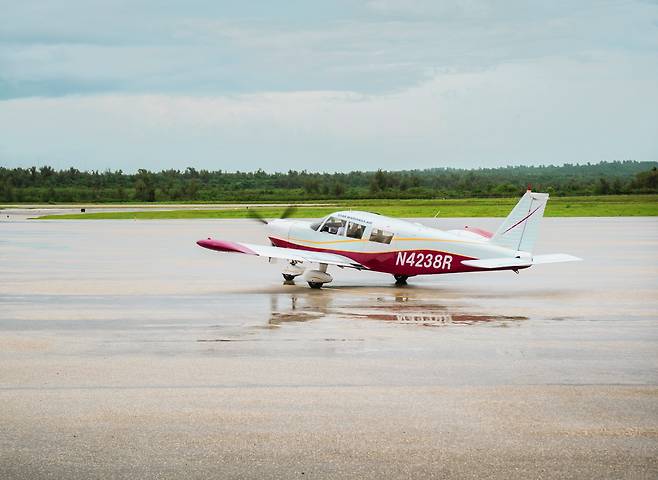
xmin=269 ymin=237 xmax=483 ymax=275
xmin=464 ymin=226 xmax=493 ymax=238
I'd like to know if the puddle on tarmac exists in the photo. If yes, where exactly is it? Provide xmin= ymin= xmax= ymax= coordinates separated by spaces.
xmin=193 ymin=291 xmax=529 ymax=343
xmin=265 ymin=293 xmax=528 ymax=329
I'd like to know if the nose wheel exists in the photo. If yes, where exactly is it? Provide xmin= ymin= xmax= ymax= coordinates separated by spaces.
xmin=282 ymin=261 xmax=305 ymax=284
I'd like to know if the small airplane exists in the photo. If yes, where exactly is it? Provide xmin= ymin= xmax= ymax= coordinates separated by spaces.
xmin=197 ymin=190 xmax=581 ymax=288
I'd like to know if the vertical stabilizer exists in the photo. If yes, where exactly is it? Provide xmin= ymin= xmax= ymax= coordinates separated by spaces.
xmin=490 ymin=190 xmax=549 ymax=253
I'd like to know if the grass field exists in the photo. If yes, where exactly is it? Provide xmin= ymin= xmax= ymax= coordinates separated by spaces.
xmin=29 ymin=194 xmax=658 ymax=219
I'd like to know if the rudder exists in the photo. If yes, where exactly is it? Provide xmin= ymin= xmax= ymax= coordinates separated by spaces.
xmin=490 ymin=190 xmax=549 ymax=253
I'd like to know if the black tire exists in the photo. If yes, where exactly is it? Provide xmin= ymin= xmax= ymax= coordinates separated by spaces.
xmin=308 ymin=282 xmax=323 ymax=289
xmin=394 ymin=275 xmax=409 ymax=285
xmin=282 ymin=274 xmax=296 ymax=282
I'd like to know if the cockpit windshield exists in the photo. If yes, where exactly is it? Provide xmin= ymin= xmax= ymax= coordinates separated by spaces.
xmin=310 ymin=218 xmax=325 ymax=231
xmin=314 ymin=216 xmax=367 ymax=239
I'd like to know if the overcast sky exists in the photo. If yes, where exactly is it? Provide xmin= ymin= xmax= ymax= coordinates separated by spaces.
xmin=1 ymin=0 xmax=657 ymax=172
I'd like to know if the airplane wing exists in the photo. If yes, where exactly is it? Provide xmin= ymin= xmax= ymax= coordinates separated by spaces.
xmin=461 ymin=253 xmax=581 ymax=269
xmin=197 ymin=238 xmax=366 ymax=269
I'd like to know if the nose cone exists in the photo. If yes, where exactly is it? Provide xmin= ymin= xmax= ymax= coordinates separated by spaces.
xmin=267 ymin=219 xmax=291 ymax=241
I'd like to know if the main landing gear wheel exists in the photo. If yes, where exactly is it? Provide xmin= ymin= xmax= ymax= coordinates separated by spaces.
xmin=282 ymin=274 xmax=297 ymax=282
xmin=394 ymin=275 xmax=409 ymax=285
xmin=305 ymin=263 xmax=332 ymax=289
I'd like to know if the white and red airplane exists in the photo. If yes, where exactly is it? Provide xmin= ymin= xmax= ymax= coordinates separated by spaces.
xmin=197 ymin=190 xmax=581 ymax=288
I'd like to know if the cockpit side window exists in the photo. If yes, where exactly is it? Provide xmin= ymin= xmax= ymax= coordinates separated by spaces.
xmin=320 ymin=216 xmax=347 ymax=235
xmin=369 ymin=228 xmax=394 ymax=244
xmin=345 ymin=221 xmax=366 ymax=239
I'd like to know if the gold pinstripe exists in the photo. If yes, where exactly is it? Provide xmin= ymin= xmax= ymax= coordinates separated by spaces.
xmin=287 ymin=236 xmax=480 ymax=246
xmin=279 ymin=236 xmax=474 ymax=257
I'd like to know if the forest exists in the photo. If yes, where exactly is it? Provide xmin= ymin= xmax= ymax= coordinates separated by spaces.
xmin=1 ymin=160 xmax=656 ymax=203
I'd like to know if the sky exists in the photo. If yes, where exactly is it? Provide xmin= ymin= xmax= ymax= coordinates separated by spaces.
xmin=0 ymin=0 xmax=657 ymax=172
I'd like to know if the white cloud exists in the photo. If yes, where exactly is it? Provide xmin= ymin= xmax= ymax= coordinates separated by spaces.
xmin=2 ymin=0 xmax=657 ymax=99
xmin=1 ymin=53 xmax=656 ymax=171
xmin=1 ymin=1 xmax=656 ymax=170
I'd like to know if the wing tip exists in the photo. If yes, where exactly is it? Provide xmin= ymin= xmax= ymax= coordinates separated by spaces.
xmin=196 ymin=238 xmax=257 ymax=255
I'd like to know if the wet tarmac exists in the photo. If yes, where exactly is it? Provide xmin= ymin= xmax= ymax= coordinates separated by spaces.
xmin=1 ymin=215 xmax=657 ymax=479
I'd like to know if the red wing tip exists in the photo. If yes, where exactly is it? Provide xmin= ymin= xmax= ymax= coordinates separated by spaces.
xmin=196 ymin=238 xmax=257 ymax=255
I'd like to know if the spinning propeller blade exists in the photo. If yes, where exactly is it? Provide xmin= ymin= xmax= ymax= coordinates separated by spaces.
xmin=280 ymin=205 xmax=297 ymax=219
xmin=247 ymin=208 xmax=269 ymax=225
xmin=246 ymin=205 xmax=297 ymax=225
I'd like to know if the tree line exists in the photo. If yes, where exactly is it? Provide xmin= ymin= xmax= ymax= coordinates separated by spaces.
xmin=1 ymin=161 xmax=656 ymax=203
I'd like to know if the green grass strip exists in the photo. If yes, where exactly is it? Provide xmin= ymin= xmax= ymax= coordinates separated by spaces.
xmin=33 ymin=194 xmax=658 ymax=219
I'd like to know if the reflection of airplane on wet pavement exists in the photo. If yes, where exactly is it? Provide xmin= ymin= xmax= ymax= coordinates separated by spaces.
xmin=268 ymin=293 xmax=527 ymax=327
xmin=197 ymin=190 xmax=581 ymax=288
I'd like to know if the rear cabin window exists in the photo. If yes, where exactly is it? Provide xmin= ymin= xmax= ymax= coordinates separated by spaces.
xmin=369 ymin=228 xmax=394 ymax=244
xmin=320 ymin=216 xmax=347 ymax=235
xmin=346 ymin=221 xmax=366 ymax=239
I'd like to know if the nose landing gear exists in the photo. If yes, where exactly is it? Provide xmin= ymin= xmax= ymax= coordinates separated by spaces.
xmin=304 ymin=263 xmax=332 ymax=289
xmin=282 ymin=262 xmax=333 ymax=289
xmin=282 ymin=261 xmax=305 ymax=284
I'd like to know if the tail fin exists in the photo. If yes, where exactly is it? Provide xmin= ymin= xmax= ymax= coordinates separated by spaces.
xmin=490 ymin=190 xmax=549 ymax=253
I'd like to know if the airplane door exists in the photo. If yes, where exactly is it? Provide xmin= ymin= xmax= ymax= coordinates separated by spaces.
xmin=341 ymin=220 xmax=367 ymax=254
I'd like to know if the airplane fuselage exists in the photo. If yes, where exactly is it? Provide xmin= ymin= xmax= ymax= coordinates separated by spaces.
xmin=267 ymin=211 xmax=524 ymax=276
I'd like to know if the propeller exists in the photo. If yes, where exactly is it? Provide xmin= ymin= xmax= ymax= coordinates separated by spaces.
xmin=247 ymin=208 xmax=269 ymax=225
xmin=280 ymin=205 xmax=297 ymax=219
xmin=247 ymin=205 xmax=297 ymax=225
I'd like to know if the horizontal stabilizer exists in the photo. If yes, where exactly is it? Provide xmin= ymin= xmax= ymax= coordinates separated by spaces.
xmin=529 ymin=253 xmax=582 ymax=264
xmin=461 ymin=257 xmax=532 ymax=269
xmin=461 ymin=253 xmax=581 ymax=269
